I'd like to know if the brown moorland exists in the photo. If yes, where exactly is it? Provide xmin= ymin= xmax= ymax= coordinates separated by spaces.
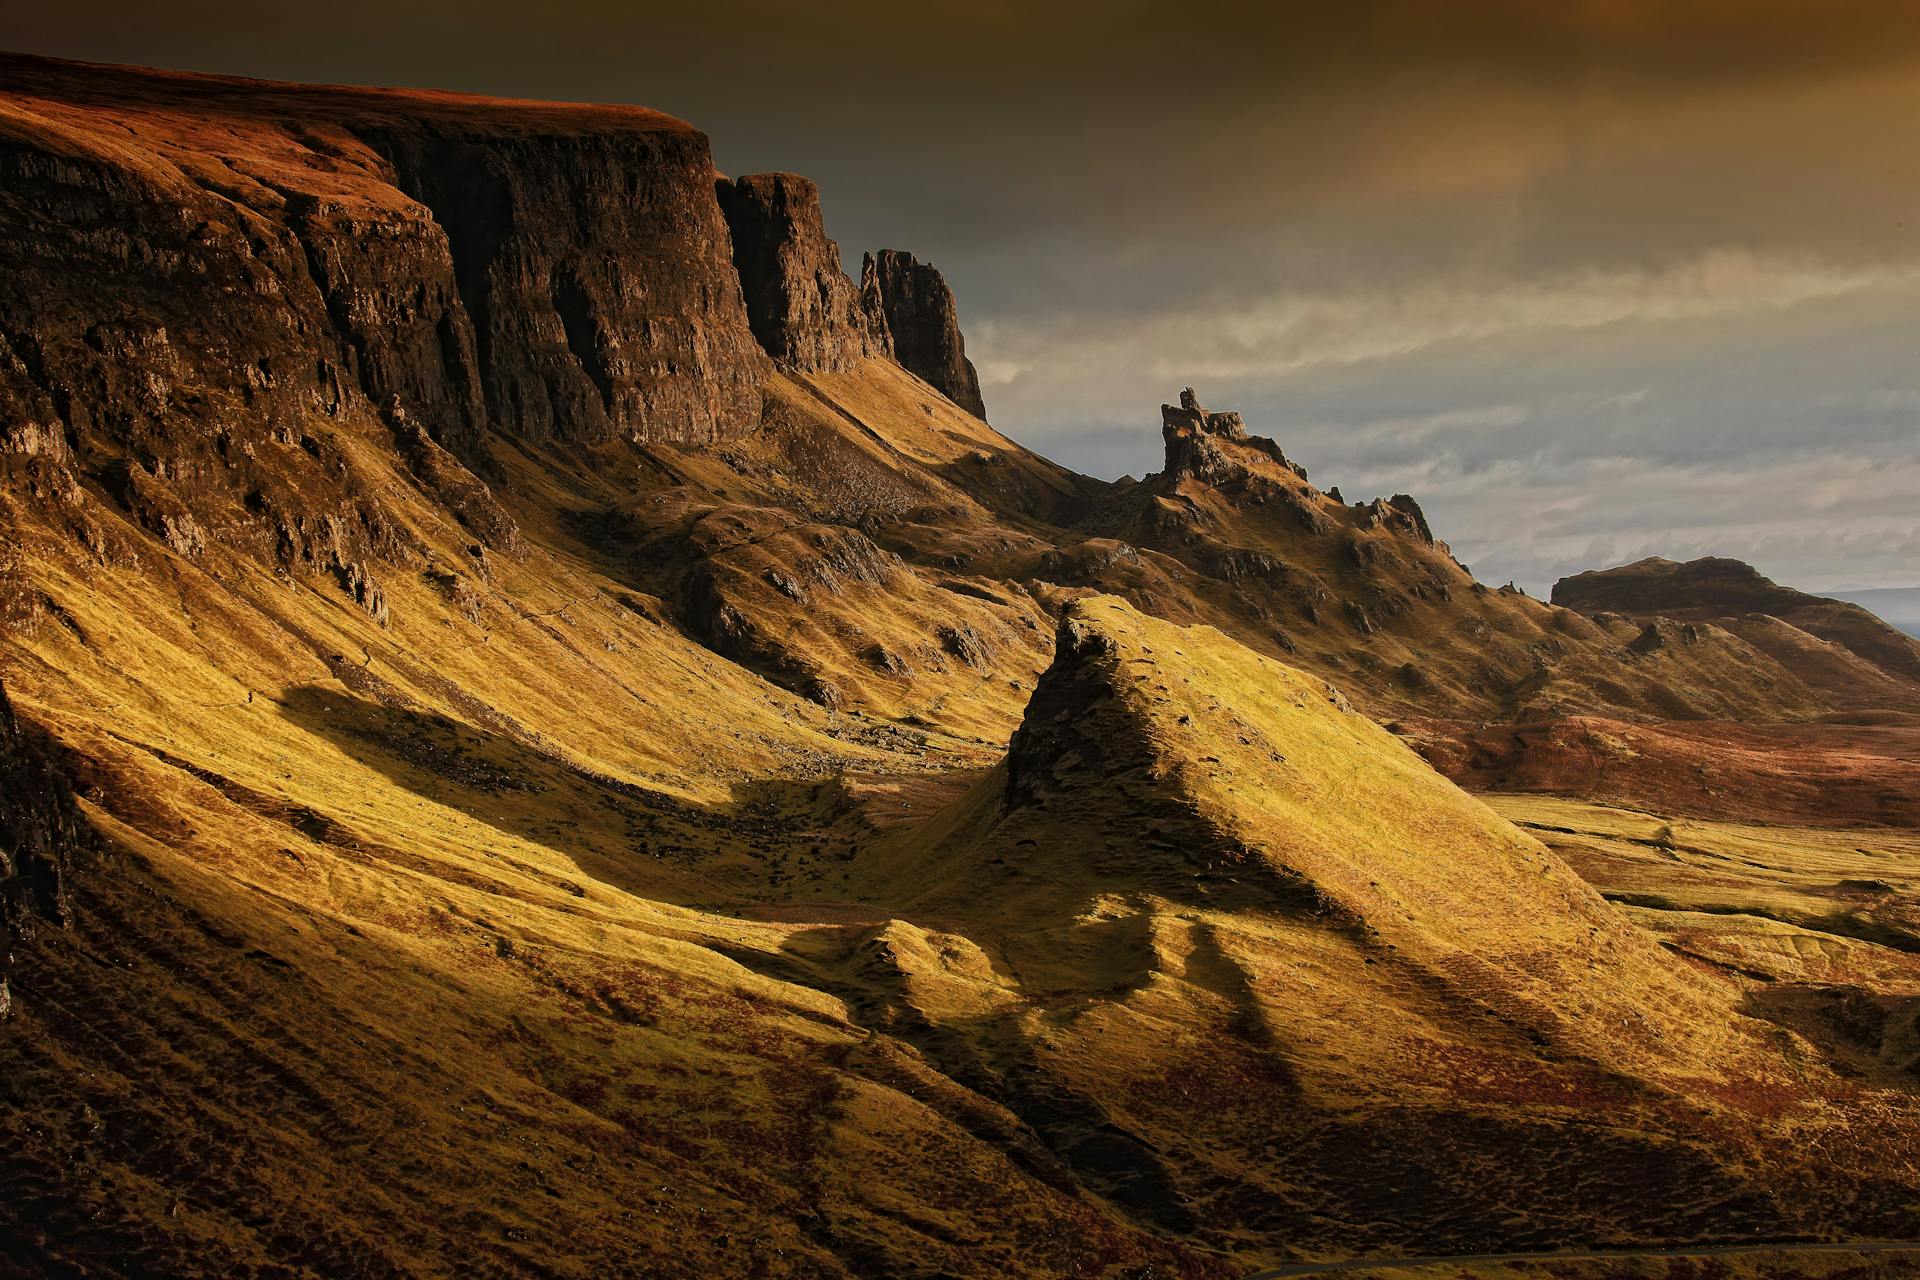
xmin=2 ymin=52 xmax=1918 ymax=1279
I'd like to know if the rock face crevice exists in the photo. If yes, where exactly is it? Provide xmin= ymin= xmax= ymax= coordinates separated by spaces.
xmin=716 ymin=172 xmax=890 ymax=373
xmin=861 ymin=249 xmax=987 ymax=418
xmin=0 ymin=676 xmax=85 ymax=1018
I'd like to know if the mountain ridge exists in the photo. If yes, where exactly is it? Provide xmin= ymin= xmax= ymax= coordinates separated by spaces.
xmin=4 ymin=53 xmax=1920 ymax=1278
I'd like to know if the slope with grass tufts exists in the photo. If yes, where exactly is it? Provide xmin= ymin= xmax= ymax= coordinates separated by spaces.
xmin=761 ymin=598 xmax=1920 ymax=1261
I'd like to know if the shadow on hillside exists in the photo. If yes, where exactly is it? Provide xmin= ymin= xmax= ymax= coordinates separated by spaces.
xmin=273 ymin=683 xmax=836 ymax=909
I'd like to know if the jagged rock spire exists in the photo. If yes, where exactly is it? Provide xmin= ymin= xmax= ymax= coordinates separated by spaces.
xmin=861 ymin=250 xmax=988 ymax=418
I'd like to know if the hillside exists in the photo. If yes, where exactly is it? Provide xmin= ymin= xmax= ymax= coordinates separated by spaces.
xmin=1827 ymin=587 xmax=1920 ymax=640
xmin=1553 ymin=557 xmax=1920 ymax=708
xmin=3 ymin=52 xmax=1920 ymax=1277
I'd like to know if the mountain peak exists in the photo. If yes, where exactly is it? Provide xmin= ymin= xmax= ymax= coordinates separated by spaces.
xmin=1157 ymin=386 xmax=1312 ymax=487
xmin=860 ymin=250 xmax=987 ymax=418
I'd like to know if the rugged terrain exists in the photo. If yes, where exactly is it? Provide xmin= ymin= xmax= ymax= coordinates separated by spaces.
xmin=2 ymin=52 xmax=1919 ymax=1278
xmin=1554 ymin=557 xmax=1920 ymax=710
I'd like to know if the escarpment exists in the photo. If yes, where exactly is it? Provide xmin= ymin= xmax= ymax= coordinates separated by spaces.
xmin=377 ymin=128 xmax=770 ymax=444
xmin=0 ymin=54 xmax=784 ymax=624
xmin=0 ymin=55 xmax=771 ymax=464
xmin=716 ymin=172 xmax=890 ymax=372
xmin=860 ymin=248 xmax=988 ymax=417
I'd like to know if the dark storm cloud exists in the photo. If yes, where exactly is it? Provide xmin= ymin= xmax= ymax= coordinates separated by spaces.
xmin=9 ymin=2 xmax=1920 ymax=592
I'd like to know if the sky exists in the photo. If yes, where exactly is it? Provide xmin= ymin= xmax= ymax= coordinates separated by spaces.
xmin=10 ymin=1 xmax=1919 ymax=594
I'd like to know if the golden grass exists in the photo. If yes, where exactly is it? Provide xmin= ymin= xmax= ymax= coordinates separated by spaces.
xmin=5 ymin=382 xmax=1920 ymax=1272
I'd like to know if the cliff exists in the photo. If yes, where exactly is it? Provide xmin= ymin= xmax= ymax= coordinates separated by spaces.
xmin=861 ymin=248 xmax=988 ymax=417
xmin=0 ymin=54 xmax=769 ymax=458
xmin=0 ymin=52 xmax=790 ymax=627
xmin=716 ymin=172 xmax=889 ymax=372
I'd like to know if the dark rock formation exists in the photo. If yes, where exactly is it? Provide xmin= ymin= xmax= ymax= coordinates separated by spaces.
xmin=861 ymin=250 xmax=987 ymax=417
xmin=386 ymin=402 xmax=522 ymax=555
xmin=1159 ymin=387 xmax=1308 ymax=485
xmin=1626 ymin=619 xmax=1702 ymax=656
xmin=717 ymin=173 xmax=889 ymax=372
xmin=1387 ymin=494 xmax=1436 ymax=546
xmin=0 ymin=52 xmax=776 ymax=625
xmin=0 ymin=55 xmax=769 ymax=468
xmin=284 ymin=189 xmax=491 ymax=454
xmin=379 ymin=128 xmax=769 ymax=445
xmin=0 ymin=676 xmax=84 ymax=1017
xmin=1355 ymin=497 xmax=1434 ymax=546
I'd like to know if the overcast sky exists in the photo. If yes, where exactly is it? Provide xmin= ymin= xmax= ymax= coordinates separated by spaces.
xmin=11 ymin=1 xmax=1919 ymax=593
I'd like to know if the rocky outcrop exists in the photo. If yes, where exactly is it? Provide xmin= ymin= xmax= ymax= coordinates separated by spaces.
xmin=1626 ymin=619 xmax=1702 ymax=656
xmin=1159 ymin=387 xmax=1308 ymax=485
xmin=860 ymin=250 xmax=987 ymax=417
xmin=285 ymin=189 xmax=491 ymax=455
xmin=717 ymin=173 xmax=889 ymax=372
xmin=0 ymin=676 xmax=84 ymax=1017
xmin=378 ymin=128 xmax=768 ymax=445
xmin=1387 ymin=493 xmax=1435 ymax=545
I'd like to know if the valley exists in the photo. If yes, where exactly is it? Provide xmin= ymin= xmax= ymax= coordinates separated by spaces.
xmin=2 ymin=51 xmax=1919 ymax=1279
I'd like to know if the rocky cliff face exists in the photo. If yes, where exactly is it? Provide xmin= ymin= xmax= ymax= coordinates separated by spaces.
xmin=0 ymin=677 xmax=83 ymax=1018
xmin=716 ymin=172 xmax=889 ymax=373
xmin=379 ymin=129 xmax=769 ymax=445
xmin=0 ymin=53 xmax=788 ymax=624
xmin=1 ymin=55 xmax=773 ymax=453
xmin=861 ymin=249 xmax=987 ymax=417
xmin=0 ymin=56 xmax=770 ymax=462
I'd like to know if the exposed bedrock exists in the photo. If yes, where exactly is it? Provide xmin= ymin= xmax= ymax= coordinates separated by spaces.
xmin=379 ymin=128 xmax=770 ymax=445
xmin=716 ymin=172 xmax=890 ymax=372
xmin=861 ymin=249 xmax=988 ymax=418
xmin=0 ymin=54 xmax=776 ymax=613
xmin=0 ymin=676 xmax=85 ymax=1018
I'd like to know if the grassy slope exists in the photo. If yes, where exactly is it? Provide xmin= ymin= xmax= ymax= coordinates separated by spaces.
xmin=5 ymin=371 xmax=1920 ymax=1273
xmin=745 ymin=599 xmax=1918 ymax=1262
xmin=0 ymin=58 xmax=1916 ymax=1277
xmin=0 ymin=404 xmax=1219 ymax=1277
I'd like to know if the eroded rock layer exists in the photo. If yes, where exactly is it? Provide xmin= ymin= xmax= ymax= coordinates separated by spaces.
xmin=717 ymin=172 xmax=890 ymax=372
xmin=0 ymin=51 xmax=770 ymax=470
xmin=860 ymin=248 xmax=987 ymax=417
xmin=0 ymin=676 xmax=82 ymax=1018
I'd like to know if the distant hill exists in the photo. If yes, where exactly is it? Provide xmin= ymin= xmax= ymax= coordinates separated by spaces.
xmin=1826 ymin=587 xmax=1920 ymax=639
xmin=1552 ymin=556 xmax=1920 ymax=708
